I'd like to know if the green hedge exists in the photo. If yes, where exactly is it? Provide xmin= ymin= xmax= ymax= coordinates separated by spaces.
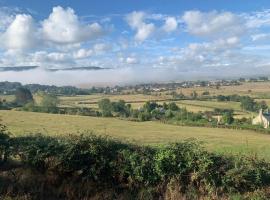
xmin=3 ymin=133 xmax=270 ymax=198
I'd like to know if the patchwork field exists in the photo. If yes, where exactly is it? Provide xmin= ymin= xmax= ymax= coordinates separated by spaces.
xmin=1 ymin=110 xmax=270 ymax=160
xmin=176 ymin=81 xmax=270 ymax=98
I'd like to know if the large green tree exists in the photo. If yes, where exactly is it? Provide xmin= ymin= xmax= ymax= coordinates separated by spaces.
xmin=14 ymin=87 xmax=33 ymax=106
xmin=98 ymin=98 xmax=112 ymax=117
xmin=38 ymin=93 xmax=59 ymax=113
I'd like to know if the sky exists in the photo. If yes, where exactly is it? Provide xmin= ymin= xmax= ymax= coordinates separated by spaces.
xmin=1 ymin=0 xmax=270 ymax=86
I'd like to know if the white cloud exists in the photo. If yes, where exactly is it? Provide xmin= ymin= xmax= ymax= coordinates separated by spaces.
xmin=47 ymin=52 xmax=70 ymax=62
xmin=251 ymin=33 xmax=270 ymax=41
xmin=93 ymin=43 xmax=111 ymax=53
xmin=126 ymin=57 xmax=138 ymax=64
xmin=73 ymin=49 xmax=93 ymax=59
xmin=119 ymin=56 xmax=139 ymax=64
xmin=42 ymin=6 xmax=104 ymax=44
xmin=126 ymin=11 xmax=155 ymax=42
xmin=1 ymin=14 xmax=37 ymax=49
xmin=245 ymin=10 xmax=270 ymax=28
xmin=182 ymin=10 xmax=243 ymax=37
xmin=162 ymin=17 xmax=178 ymax=32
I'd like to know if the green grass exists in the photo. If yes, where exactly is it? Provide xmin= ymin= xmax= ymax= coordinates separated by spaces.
xmin=1 ymin=110 xmax=270 ymax=160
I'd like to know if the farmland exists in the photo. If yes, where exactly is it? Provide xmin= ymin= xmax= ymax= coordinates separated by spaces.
xmin=2 ymin=81 xmax=270 ymax=199
xmin=1 ymin=110 xmax=270 ymax=160
xmin=1 ymin=81 xmax=270 ymax=158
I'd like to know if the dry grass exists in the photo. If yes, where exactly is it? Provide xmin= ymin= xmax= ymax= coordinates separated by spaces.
xmin=1 ymin=110 xmax=270 ymax=160
xmin=176 ymin=82 xmax=270 ymax=98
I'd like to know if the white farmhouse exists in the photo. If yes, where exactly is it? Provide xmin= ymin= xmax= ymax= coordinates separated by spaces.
xmin=252 ymin=109 xmax=270 ymax=128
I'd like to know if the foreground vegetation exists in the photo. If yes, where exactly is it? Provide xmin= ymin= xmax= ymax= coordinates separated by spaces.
xmin=1 ymin=126 xmax=270 ymax=199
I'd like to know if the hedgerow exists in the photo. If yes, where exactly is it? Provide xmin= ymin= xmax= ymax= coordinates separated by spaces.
xmin=0 ymin=133 xmax=268 ymax=198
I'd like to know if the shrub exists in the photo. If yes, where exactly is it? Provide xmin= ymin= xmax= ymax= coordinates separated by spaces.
xmin=4 ymin=132 xmax=270 ymax=198
xmin=0 ymin=124 xmax=10 ymax=164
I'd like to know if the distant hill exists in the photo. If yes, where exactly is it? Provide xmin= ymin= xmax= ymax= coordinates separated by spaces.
xmin=47 ymin=66 xmax=109 ymax=71
xmin=0 ymin=66 xmax=108 ymax=72
xmin=0 ymin=66 xmax=39 ymax=72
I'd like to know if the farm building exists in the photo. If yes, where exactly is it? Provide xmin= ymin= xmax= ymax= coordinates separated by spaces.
xmin=252 ymin=109 xmax=270 ymax=128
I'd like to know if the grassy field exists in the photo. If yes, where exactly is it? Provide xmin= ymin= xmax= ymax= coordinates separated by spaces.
xmin=176 ymin=82 xmax=270 ymax=98
xmin=58 ymin=95 xmax=252 ymax=118
xmin=1 ymin=110 xmax=270 ymax=160
xmin=2 ymin=81 xmax=268 ymax=118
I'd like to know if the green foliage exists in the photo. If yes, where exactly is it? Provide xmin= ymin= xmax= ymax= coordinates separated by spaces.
xmin=39 ymin=93 xmax=59 ymax=113
xmin=3 ymin=132 xmax=270 ymax=198
xmin=98 ymin=98 xmax=113 ymax=117
xmin=14 ymin=87 xmax=33 ymax=106
xmin=112 ymin=100 xmax=131 ymax=117
xmin=118 ymin=147 xmax=158 ymax=185
xmin=240 ymin=96 xmax=257 ymax=112
xmin=167 ymin=102 xmax=179 ymax=111
xmin=98 ymin=99 xmax=131 ymax=117
xmin=202 ymin=91 xmax=210 ymax=95
xmin=0 ymin=124 xmax=10 ymax=164
xmin=257 ymin=101 xmax=268 ymax=110
xmin=223 ymin=157 xmax=270 ymax=192
xmin=165 ymin=109 xmax=174 ymax=119
xmin=143 ymin=101 xmax=158 ymax=113
xmin=12 ymin=134 xmax=65 ymax=170
xmin=222 ymin=111 xmax=234 ymax=125
xmin=138 ymin=111 xmax=151 ymax=121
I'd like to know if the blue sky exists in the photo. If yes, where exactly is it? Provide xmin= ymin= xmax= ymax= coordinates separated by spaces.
xmin=1 ymin=0 xmax=270 ymax=86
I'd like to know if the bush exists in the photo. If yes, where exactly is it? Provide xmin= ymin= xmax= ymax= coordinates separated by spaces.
xmin=0 ymin=124 xmax=10 ymax=164
xmin=4 ymin=132 xmax=270 ymax=198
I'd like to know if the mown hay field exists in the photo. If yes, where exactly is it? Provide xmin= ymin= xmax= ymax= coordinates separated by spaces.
xmin=1 ymin=110 xmax=270 ymax=160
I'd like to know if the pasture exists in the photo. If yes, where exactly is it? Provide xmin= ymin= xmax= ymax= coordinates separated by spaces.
xmin=176 ymin=81 xmax=270 ymax=98
xmin=1 ymin=110 xmax=270 ymax=160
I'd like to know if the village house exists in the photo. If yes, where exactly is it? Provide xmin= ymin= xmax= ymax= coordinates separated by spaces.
xmin=252 ymin=109 xmax=270 ymax=128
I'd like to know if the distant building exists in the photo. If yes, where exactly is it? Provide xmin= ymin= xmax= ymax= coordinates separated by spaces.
xmin=217 ymin=115 xmax=222 ymax=125
xmin=252 ymin=109 xmax=270 ymax=128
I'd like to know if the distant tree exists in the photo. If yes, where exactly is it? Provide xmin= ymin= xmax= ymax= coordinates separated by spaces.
xmin=259 ymin=76 xmax=268 ymax=81
xmin=41 ymin=93 xmax=59 ymax=108
xmin=222 ymin=112 xmax=234 ymax=125
xmin=190 ymin=91 xmax=198 ymax=99
xmin=40 ymin=93 xmax=59 ymax=113
xmin=240 ymin=96 xmax=256 ymax=111
xmin=111 ymin=100 xmax=131 ymax=117
xmin=216 ymin=95 xmax=227 ymax=102
xmin=202 ymin=91 xmax=210 ymax=96
xmin=257 ymin=101 xmax=268 ymax=111
xmin=238 ymin=78 xmax=245 ymax=82
xmin=138 ymin=111 xmax=151 ymax=121
xmin=143 ymin=101 xmax=158 ymax=113
xmin=167 ymin=102 xmax=179 ymax=111
xmin=165 ymin=110 xmax=174 ymax=119
xmin=172 ymin=92 xmax=185 ymax=99
xmin=98 ymin=98 xmax=112 ymax=117
xmin=163 ymin=103 xmax=169 ymax=110
xmin=14 ymin=87 xmax=33 ymax=106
